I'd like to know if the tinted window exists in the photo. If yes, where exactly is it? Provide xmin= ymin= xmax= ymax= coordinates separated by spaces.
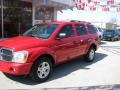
xmin=58 ymin=24 xmax=73 ymax=38
xmin=104 ymin=30 xmax=115 ymax=34
xmin=87 ymin=25 xmax=97 ymax=34
xmin=75 ymin=24 xmax=87 ymax=35
xmin=116 ymin=30 xmax=120 ymax=35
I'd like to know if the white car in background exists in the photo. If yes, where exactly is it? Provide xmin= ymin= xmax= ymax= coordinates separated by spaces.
xmin=96 ymin=27 xmax=103 ymax=40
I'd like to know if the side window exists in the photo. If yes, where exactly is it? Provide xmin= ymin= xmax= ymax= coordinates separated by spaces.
xmin=98 ymin=28 xmax=102 ymax=32
xmin=75 ymin=24 xmax=87 ymax=36
xmin=58 ymin=24 xmax=73 ymax=38
xmin=115 ymin=30 xmax=119 ymax=35
xmin=87 ymin=25 xmax=97 ymax=34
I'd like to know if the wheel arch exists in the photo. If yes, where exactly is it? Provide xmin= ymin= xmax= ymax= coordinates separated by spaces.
xmin=84 ymin=43 xmax=96 ymax=62
xmin=90 ymin=43 xmax=97 ymax=51
xmin=34 ymin=54 xmax=56 ymax=66
xmin=29 ymin=54 xmax=54 ymax=82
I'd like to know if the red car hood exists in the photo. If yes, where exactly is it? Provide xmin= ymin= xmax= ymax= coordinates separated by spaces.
xmin=0 ymin=36 xmax=47 ymax=51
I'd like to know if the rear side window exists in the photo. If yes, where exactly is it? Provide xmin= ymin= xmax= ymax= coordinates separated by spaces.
xmin=87 ymin=25 xmax=97 ymax=34
xmin=75 ymin=24 xmax=87 ymax=36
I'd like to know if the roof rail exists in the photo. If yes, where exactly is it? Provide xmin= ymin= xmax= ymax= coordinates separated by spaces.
xmin=70 ymin=20 xmax=91 ymax=24
xmin=70 ymin=20 xmax=82 ymax=22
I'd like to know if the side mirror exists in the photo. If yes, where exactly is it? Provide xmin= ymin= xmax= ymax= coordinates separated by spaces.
xmin=56 ymin=33 xmax=66 ymax=40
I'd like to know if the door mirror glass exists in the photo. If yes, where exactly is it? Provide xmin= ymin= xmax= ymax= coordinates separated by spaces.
xmin=56 ymin=33 xmax=66 ymax=39
xmin=59 ymin=33 xmax=66 ymax=38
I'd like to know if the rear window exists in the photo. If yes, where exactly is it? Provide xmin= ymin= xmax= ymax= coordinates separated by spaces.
xmin=87 ymin=25 xmax=97 ymax=34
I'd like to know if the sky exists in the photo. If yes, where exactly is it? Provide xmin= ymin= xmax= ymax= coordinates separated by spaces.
xmin=57 ymin=7 xmax=120 ymax=25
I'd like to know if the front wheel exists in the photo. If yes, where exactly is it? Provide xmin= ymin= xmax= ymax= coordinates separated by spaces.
xmin=30 ymin=57 xmax=52 ymax=82
xmin=84 ymin=47 xmax=95 ymax=62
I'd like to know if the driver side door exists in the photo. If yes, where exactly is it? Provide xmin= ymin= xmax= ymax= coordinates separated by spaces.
xmin=53 ymin=24 xmax=77 ymax=63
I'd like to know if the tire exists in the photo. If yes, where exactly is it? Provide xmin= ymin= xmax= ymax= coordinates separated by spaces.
xmin=117 ymin=37 xmax=119 ymax=41
xmin=84 ymin=47 xmax=95 ymax=62
xmin=30 ymin=57 xmax=52 ymax=82
xmin=111 ymin=38 xmax=114 ymax=41
xmin=118 ymin=37 xmax=120 ymax=40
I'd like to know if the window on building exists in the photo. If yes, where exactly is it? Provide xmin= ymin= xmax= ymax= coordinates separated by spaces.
xmin=35 ymin=7 xmax=54 ymax=22
xmin=2 ymin=0 xmax=32 ymax=37
xmin=0 ymin=0 xmax=2 ymax=38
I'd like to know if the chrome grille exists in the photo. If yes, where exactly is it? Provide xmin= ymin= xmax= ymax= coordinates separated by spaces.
xmin=0 ymin=47 xmax=13 ymax=61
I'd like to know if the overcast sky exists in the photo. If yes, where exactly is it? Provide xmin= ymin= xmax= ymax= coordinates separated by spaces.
xmin=57 ymin=7 xmax=120 ymax=24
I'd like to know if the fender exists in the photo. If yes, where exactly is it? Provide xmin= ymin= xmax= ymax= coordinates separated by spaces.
xmin=26 ymin=47 xmax=56 ymax=64
xmin=85 ymin=42 xmax=98 ymax=54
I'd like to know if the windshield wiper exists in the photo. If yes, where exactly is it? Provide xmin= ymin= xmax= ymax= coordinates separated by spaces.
xmin=28 ymin=35 xmax=38 ymax=37
xmin=27 ymin=35 xmax=46 ymax=39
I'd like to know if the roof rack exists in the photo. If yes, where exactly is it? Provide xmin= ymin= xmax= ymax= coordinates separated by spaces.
xmin=70 ymin=20 xmax=91 ymax=24
xmin=70 ymin=20 xmax=82 ymax=22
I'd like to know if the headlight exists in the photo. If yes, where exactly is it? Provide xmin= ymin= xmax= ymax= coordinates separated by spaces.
xmin=12 ymin=51 xmax=29 ymax=63
xmin=108 ymin=35 xmax=112 ymax=37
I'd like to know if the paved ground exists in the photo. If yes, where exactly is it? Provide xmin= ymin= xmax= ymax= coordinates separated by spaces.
xmin=0 ymin=41 xmax=120 ymax=89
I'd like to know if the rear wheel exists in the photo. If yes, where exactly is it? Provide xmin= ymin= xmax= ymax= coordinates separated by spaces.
xmin=84 ymin=47 xmax=95 ymax=62
xmin=30 ymin=57 xmax=52 ymax=82
xmin=117 ymin=37 xmax=120 ymax=41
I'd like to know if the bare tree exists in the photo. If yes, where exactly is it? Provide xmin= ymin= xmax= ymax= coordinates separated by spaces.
xmin=110 ymin=18 xmax=117 ymax=24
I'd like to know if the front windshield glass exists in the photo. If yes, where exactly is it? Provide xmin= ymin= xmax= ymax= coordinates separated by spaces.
xmin=104 ymin=30 xmax=115 ymax=34
xmin=23 ymin=24 xmax=59 ymax=39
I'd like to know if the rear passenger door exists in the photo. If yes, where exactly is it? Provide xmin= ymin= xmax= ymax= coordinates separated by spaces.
xmin=87 ymin=25 xmax=99 ymax=44
xmin=74 ymin=24 xmax=89 ymax=55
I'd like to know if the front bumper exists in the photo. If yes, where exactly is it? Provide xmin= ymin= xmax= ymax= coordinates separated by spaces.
xmin=103 ymin=36 xmax=113 ymax=40
xmin=0 ymin=60 xmax=33 ymax=75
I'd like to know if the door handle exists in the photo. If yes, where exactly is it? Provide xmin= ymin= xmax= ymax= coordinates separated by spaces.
xmin=87 ymin=38 xmax=92 ymax=42
xmin=80 ymin=40 xmax=83 ymax=43
xmin=73 ymin=40 xmax=83 ymax=44
xmin=73 ymin=40 xmax=78 ymax=44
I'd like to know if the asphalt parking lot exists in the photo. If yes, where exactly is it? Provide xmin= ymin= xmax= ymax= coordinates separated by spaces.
xmin=0 ymin=41 xmax=120 ymax=89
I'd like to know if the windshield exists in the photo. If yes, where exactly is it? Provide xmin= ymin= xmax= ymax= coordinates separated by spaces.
xmin=23 ymin=24 xmax=59 ymax=39
xmin=104 ymin=30 xmax=115 ymax=35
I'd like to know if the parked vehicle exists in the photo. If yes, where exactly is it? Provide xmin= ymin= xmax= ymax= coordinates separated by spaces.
xmin=0 ymin=21 xmax=99 ymax=82
xmin=117 ymin=29 xmax=120 ymax=35
xmin=96 ymin=27 xmax=103 ymax=40
xmin=103 ymin=29 xmax=120 ymax=41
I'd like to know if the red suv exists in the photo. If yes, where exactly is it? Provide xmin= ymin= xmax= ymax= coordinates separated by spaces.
xmin=0 ymin=21 xmax=99 ymax=82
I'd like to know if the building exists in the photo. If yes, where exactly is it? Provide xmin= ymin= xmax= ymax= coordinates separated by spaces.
xmin=105 ymin=22 xmax=117 ymax=29
xmin=92 ymin=22 xmax=120 ymax=30
xmin=0 ymin=0 xmax=74 ymax=38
